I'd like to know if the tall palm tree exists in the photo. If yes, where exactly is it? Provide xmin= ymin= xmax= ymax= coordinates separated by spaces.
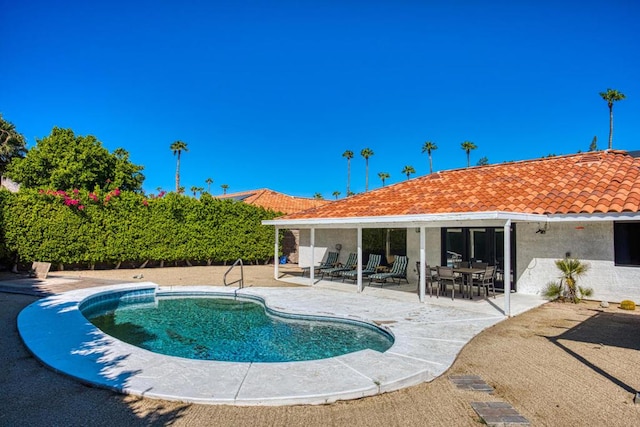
xmin=205 ymin=177 xmax=213 ymax=193
xmin=401 ymin=165 xmax=415 ymax=180
xmin=421 ymin=141 xmax=437 ymax=174
xmin=220 ymin=184 xmax=229 ymax=195
xmin=378 ymin=172 xmax=390 ymax=186
xmin=170 ymin=140 xmax=188 ymax=192
xmin=599 ymin=88 xmax=626 ymax=149
xmin=360 ymin=148 xmax=374 ymax=192
xmin=332 ymin=190 xmax=341 ymax=200
xmin=461 ymin=141 xmax=477 ymax=168
xmin=342 ymin=150 xmax=354 ymax=196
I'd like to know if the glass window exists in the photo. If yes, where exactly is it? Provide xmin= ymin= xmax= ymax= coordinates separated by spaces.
xmin=614 ymin=222 xmax=640 ymax=266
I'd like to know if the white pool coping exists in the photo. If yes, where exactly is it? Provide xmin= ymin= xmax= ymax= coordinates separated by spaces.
xmin=17 ymin=283 xmax=546 ymax=406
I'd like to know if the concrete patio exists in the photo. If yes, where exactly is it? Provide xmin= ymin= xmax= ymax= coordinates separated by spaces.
xmin=18 ymin=278 xmax=546 ymax=406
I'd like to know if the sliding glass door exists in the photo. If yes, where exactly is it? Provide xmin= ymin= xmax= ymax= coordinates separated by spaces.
xmin=441 ymin=226 xmax=516 ymax=291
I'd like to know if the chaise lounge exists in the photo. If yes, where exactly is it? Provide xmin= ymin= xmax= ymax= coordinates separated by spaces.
xmin=301 ymin=251 xmax=339 ymax=277
xmin=320 ymin=252 xmax=357 ymax=280
xmin=368 ymin=255 xmax=409 ymax=286
xmin=341 ymin=254 xmax=382 ymax=282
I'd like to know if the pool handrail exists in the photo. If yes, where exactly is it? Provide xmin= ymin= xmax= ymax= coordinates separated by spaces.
xmin=224 ymin=258 xmax=244 ymax=289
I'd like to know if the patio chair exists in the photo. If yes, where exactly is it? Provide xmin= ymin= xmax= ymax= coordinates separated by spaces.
xmin=320 ymin=252 xmax=357 ymax=280
xmin=473 ymin=265 xmax=496 ymax=298
xmin=369 ymin=255 xmax=409 ymax=286
xmin=301 ymin=251 xmax=339 ymax=277
xmin=437 ymin=265 xmax=462 ymax=300
xmin=417 ymin=262 xmax=441 ymax=297
xmin=341 ymin=254 xmax=382 ymax=282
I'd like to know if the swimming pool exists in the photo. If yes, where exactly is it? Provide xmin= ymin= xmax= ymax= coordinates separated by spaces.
xmin=17 ymin=283 xmax=516 ymax=405
xmin=80 ymin=292 xmax=393 ymax=362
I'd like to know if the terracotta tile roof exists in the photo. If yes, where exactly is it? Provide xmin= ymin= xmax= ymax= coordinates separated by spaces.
xmin=282 ymin=150 xmax=640 ymax=220
xmin=218 ymin=188 xmax=331 ymax=214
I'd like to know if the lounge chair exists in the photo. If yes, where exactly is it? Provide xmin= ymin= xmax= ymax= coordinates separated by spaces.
xmin=320 ymin=252 xmax=357 ymax=280
xmin=301 ymin=251 xmax=339 ymax=277
xmin=369 ymin=255 xmax=409 ymax=286
xmin=341 ymin=254 xmax=382 ymax=282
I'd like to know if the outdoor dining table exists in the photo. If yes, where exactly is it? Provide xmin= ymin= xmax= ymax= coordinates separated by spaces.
xmin=452 ymin=267 xmax=486 ymax=299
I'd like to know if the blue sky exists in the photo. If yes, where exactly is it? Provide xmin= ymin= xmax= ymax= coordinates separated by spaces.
xmin=2 ymin=0 xmax=639 ymax=198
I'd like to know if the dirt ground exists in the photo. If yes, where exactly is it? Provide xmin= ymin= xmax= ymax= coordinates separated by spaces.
xmin=1 ymin=265 xmax=639 ymax=426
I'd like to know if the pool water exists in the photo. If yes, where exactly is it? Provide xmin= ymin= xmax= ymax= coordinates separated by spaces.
xmin=83 ymin=296 xmax=393 ymax=362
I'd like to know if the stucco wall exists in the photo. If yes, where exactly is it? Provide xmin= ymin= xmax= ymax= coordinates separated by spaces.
xmin=297 ymin=229 xmax=357 ymax=268
xmin=516 ymin=221 xmax=640 ymax=303
xmin=296 ymin=222 xmax=640 ymax=303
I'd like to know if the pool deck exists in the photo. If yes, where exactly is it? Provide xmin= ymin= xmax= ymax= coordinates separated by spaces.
xmin=17 ymin=280 xmax=546 ymax=406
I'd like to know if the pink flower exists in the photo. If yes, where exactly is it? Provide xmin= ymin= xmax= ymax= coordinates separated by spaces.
xmin=73 ymin=189 xmax=79 ymax=195
xmin=78 ymin=205 xmax=85 ymax=210
xmin=113 ymin=188 xmax=120 ymax=196
xmin=142 ymin=199 xmax=149 ymax=206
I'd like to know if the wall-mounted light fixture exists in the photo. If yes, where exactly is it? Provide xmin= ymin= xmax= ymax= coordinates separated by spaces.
xmin=335 ymin=243 xmax=342 ymax=251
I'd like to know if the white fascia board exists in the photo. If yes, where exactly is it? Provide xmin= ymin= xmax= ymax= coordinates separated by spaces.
xmin=548 ymin=212 xmax=640 ymax=222
xmin=262 ymin=211 xmax=548 ymax=229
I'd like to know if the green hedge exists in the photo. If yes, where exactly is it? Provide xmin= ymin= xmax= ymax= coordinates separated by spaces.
xmin=0 ymin=189 xmax=279 ymax=269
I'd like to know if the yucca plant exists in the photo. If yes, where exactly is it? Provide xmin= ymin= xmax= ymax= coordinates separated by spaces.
xmin=543 ymin=258 xmax=592 ymax=303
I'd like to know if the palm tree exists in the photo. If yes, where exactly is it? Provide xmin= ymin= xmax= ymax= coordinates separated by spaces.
xmin=342 ymin=150 xmax=354 ymax=196
xmin=378 ymin=172 xmax=390 ymax=186
xmin=401 ymin=165 xmax=415 ymax=180
xmin=332 ymin=190 xmax=341 ymax=200
xmin=461 ymin=141 xmax=477 ymax=168
xmin=220 ymin=184 xmax=229 ymax=195
xmin=170 ymin=140 xmax=188 ymax=192
xmin=205 ymin=177 xmax=213 ymax=193
xmin=360 ymin=148 xmax=374 ymax=192
xmin=313 ymin=192 xmax=324 ymax=200
xmin=0 ymin=114 xmax=27 ymax=175
xmin=191 ymin=186 xmax=204 ymax=197
xmin=599 ymin=88 xmax=626 ymax=149
xmin=421 ymin=141 xmax=437 ymax=174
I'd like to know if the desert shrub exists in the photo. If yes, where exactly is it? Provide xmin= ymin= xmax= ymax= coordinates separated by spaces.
xmin=542 ymin=258 xmax=592 ymax=303
xmin=620 ymin=300 xmax=636 ymax=310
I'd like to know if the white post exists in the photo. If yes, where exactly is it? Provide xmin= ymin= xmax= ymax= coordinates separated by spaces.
xmin=503 ymin=220 xmax=511 ymax=317
xmin=419 ymin=226 xmax=426 ymax=302
xmin=357 ymin=227 xmax=363 ymax=293
xmin=274 ymin=227 xmax=279 ymax=280
xmin=310 ymin=227 xmax=315 ymax=285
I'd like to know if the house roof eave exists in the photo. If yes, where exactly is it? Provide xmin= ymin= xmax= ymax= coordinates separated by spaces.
xmin=263 ymin=211 xmax=549 ymax=229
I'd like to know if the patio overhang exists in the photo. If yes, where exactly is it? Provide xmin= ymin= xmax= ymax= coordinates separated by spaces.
xmin=263 ymin=210 xmax=548 ymax=229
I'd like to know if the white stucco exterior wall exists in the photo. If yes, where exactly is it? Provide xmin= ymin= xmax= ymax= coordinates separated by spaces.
xmin=516 ymin=221 xmax=640 ymax=303
xmin=297 ymin=229 xmax=357 ymax=268
xmin=295 ymin=221 xmax=639 ymax=303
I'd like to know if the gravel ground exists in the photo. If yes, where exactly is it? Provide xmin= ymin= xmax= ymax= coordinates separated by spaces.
xmin=1 ymin=265 xmax=639 ymax=426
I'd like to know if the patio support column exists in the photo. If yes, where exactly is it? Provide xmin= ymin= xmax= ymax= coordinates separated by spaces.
xmin=419 ymin=226 xmax=426 ymax=302
xmin=503 ymin=220 xmax=511 ymax=317
xmin=357 ymin=227 xmax=363 ymax=293
xmin=310 ymin=227 xmax=316 ymax=285
xmin=274 ymin=227 xmax=279 ymax=280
